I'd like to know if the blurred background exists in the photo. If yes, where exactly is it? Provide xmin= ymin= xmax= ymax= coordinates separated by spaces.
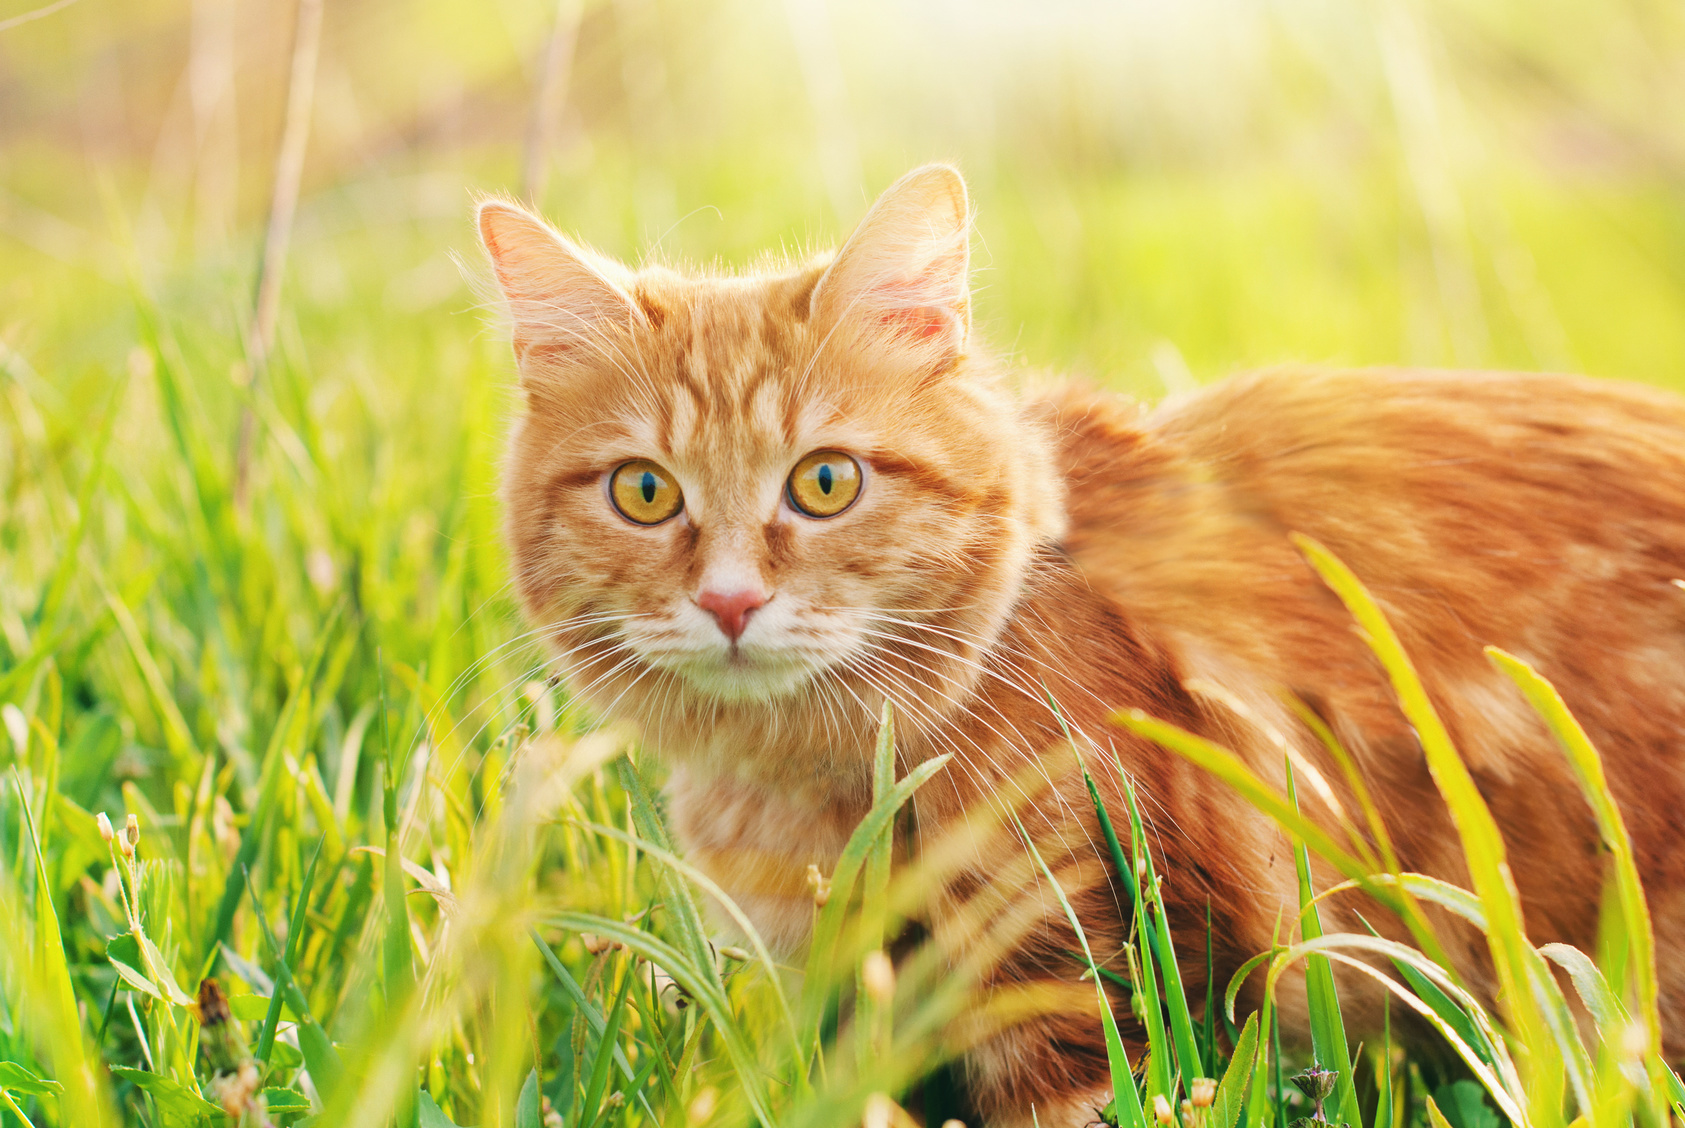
xmin=7 ymin=0 xmax=1685 ymax=394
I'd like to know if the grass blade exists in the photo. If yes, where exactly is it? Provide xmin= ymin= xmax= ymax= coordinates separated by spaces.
xmin=1537 ymin=944 xmax=1625 ymax=1034
xmin=1375 ymin=1000 xmax=1392 ymax=1128
xmin=1213 ymin=1011 xmax=1260 ymax=1128
xmin=1487 ymin=646 xmax=1670 ymax=1114
xmin=255 ymin=838 xmax=322 ymax=1066
xmin=1388 ymin=956 xmax=1496 ymax=1068
xmin=577 ymin=968 xmax=633 ymax=1128
xmin=799 ymin=752 xmax=952 ymax=1058
xmin=551 ymin=912 xmax=775 ymax=1126
xmin=1261 ymin=935 xmax=1525 ymax=1125
xmin=1286 ymin=760 xmax=1358 ymax=1127
xmin=1122 ymin=774 xmax=1213 ymax=1089
xmin=1008 ymin=811 xmax=1145 ymax=1128
xmin=13 ymin=770 xmax=112 ymax=1125
xmin=515 ymin=1069 xmax=541 ymax=1128
xmin=1119 ymin=775 xmax=1170 ymax=1100
xmin=1292 ymin=534 xmax=1566 ymax=1118
xmin=574 ymin=818 xmax=800 ymax=1056
xmin=239 ymin=873 xmax=343 ymax=1098
xmin=616 ymin=752 xmax=741 ymax=1030
xmin=211 ymin=606 xmax=341 ymax=959
xmin=1112 ymin=709 xmax=1445 ymax=966
xmin=530 ymin=930 xmax=659 ymax=1123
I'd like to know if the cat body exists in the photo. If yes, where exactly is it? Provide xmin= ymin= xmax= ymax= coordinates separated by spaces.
xmin=480 ymin=166 xmax=1685 ymax=1127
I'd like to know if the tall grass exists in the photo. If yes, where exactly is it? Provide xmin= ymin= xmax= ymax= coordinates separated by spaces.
xmin=4 ymin=248 xmax=1681 ymax=1127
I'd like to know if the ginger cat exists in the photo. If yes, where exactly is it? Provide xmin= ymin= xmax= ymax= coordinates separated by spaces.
xmin=479 ymin=166 xmax=1685 ymax=1127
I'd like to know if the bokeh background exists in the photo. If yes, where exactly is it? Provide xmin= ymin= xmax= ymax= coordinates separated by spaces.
xmin=3 ymin=1 xmax=1685 ymax=1123
xmin=10 ymin=0 xmax=1685 ymax=391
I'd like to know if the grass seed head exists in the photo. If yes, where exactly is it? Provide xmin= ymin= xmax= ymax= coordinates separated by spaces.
xmin=863 ymin=949 xmax=896 ymax=1003
xmin=806 ymin=862 xmax=832 ymax=907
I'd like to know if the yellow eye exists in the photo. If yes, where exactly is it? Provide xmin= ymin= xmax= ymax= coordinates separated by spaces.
xmin=787 ymin=451 xmax=862 ymax=518
xmin=610 ymin=460 xmax=684 ymax=525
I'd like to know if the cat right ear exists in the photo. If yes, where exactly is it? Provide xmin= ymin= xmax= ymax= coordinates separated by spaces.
xmin=477 ymin=200 xmax=643 ymax=368
xmin=809 ymin=164 xmax=972 ymax=367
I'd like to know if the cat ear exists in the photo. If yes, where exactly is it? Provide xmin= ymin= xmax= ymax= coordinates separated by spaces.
xmin=477 ymin=200 xmax=643 ymax=366
xmin=810 ymin=164 xmax=971 ymax=363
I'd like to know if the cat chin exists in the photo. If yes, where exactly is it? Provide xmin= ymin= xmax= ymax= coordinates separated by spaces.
xmin=652 ymin=655 xmax=828 ymax=703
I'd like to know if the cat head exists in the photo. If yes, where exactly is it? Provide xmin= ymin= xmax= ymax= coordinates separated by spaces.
xmin=481 ymin=166 xmax=1064 ymax=761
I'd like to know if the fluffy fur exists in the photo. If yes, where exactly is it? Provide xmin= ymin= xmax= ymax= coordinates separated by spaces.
xmin=479 ymin=166 xmax=1685 ymax=1127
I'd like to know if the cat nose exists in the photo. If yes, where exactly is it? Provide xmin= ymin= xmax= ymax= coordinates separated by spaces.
xmin=696 ymin=588 xmax=768 ymax=642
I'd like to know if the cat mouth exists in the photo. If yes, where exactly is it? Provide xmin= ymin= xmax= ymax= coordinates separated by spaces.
xmin=644 ymin=646 xmax=830 ymax=702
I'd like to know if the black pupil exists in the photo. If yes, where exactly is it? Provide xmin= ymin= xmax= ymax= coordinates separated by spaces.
xmin=817 ymin=463 xmax=833 ymax=494
xmin=639 ymin=471 xmax=657 ymax=504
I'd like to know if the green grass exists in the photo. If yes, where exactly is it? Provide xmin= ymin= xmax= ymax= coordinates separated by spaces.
xmin=5 ymin=161 xmax=1683 ymax=1124
xmin=7 ymin=1 xmax=1685 ymax=1122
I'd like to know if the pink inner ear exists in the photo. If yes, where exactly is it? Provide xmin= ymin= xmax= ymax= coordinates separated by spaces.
xmin=868 ymin=249 xmax=965 ymax=344
xmin=877 ymin=305 xmax=953 ymax=341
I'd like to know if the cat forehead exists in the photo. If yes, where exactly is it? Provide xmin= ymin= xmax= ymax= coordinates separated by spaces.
xmin=614 ymin=379 xmax=855 ymax=466
xmin=590 ymin=266 xmax=837 ymax=445
xmin=630 ymin=261 xmax=821 ymax=353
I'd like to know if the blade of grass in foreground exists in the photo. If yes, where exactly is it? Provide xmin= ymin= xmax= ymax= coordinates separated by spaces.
xmin=1486 ymin=646 xmax=1671 ymax=1119
xmin=1052 ymin=694 xmax=1135 ymax=948
xmin=1212 ymin=1011 xmax=1259 ymax=1128
xmin=1009 ymin=811 xmax=1146 ymax=1128
xmin=1292 ymin=534 xmax=1568 ymax=1122
xmin=551 ymin=910 xmax=774 ymax=1126
xmin=1375 ymin=1000 xmax=1392 ymax=1128
xmin=14 ymin=770 xmax=113 ymax=1125
xmin=1052 ymin=700 xmax=1164 ymax=1105
xmin=577 ymin=969 xmax=634 ymax=1128
xmin=576 ymin=818 xmax=801 ymax=1057
xmin=1286 ymin=760 xmax=1359 ymax=1128
xmin=530 ymin=931 xmax=660 ymax=1123
xmin=1113 ymin=772 xmax=1170 ymax=1100
xmin=1260 ymin=936 xmax=1524 ymax=1124
xmin=1110 ymin=709 xmax=1445 ymax=966
xmin=612 ymin=749 xmax=778 ymax=1099
xmin=1121 ymin=777 xmax=1204 ymax=1090
xmin=617 ymin=750 xmax=712 ymax=964
xmin=255 ymin=838 xmax=322 ymax=1067
xmin=241 ymin=871 xmax=343 ymax=1098
xmin=799 ymin=743 xmax=953 ymax=1065
xmin=858 ymin=701 xmax=898 ymax=1067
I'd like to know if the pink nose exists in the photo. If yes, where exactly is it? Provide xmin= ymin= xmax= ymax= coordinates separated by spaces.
xmin=697 ymin=588 xmax=768 ymax=642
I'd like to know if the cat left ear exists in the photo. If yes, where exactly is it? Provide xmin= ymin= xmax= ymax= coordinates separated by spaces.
xmin=477 ymin=199 xmax=644 ymax=368
xmin=810 ymin=164 xmax=971 ymax=364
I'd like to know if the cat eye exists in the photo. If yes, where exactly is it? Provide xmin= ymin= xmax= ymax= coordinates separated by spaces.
xmin=609 ymin=460 xmax=684 ymax=525
xmin=787 ymin=451 xmax=862 ymax=518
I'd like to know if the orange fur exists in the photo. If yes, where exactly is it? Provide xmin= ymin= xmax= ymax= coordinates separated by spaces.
xmin=480 ymin=167 xmax=1685 ymax=1127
